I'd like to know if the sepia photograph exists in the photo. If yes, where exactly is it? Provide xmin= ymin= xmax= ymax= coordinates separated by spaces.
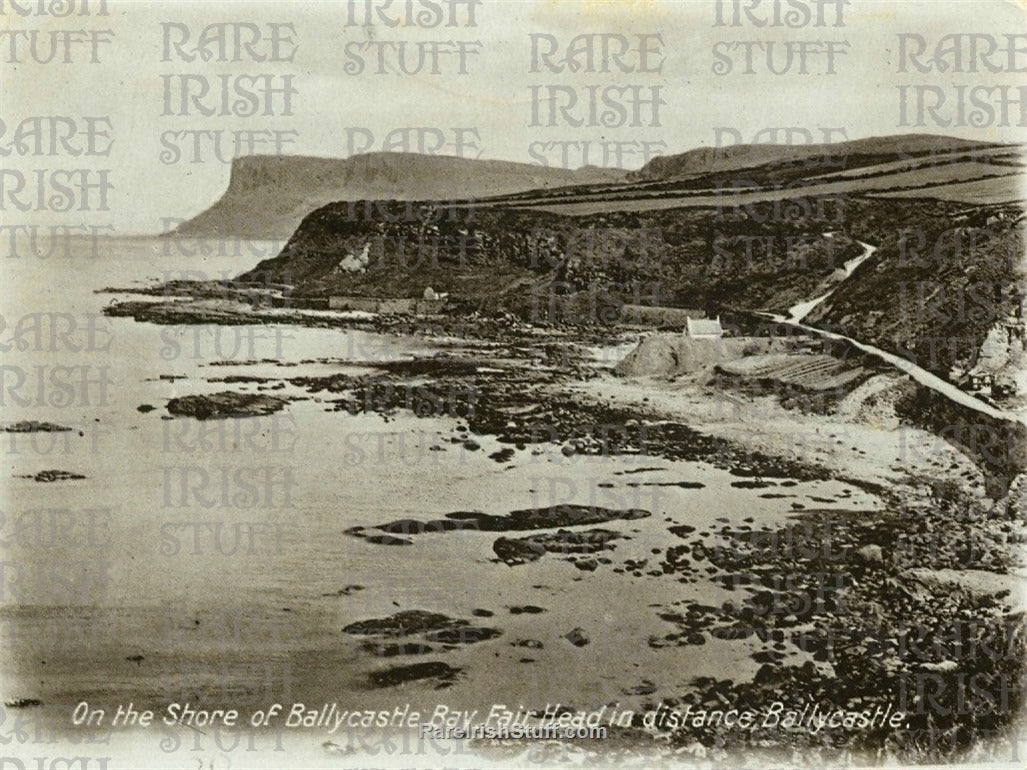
xmin=1 ymin=1 xmax=1025 ymax=767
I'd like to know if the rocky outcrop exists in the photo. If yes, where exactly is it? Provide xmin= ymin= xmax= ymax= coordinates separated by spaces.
xmin=343 ymin=610 xmax=501 ymax=664
xmin=18 ymin=470 xmax=86 ymax=482
xmin=615 ymin=335 xmax=755 ymax=378
xmin=166 ymin=391 xmax=288 ymax=420
xmin=1003 ymin=473 xmax=1025 ymax=521
xmin=348 ymin=506 xmax=649 ymax=546
xmin=367 ymin=661 xmax=462 ymax=688
xmin=237 ymin=197 xmax=867 ymax=320
xmin=493 ymin=528 xmax=624 ymax=566
xmin=343 ymin=610 xmax=462 ymax=638
xmin=3 ymin=421 xmax=72 ymax=433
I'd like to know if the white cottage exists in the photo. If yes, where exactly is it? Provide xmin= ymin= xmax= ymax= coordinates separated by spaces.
xmin=685 ymin=316 xmax=724 ymax=339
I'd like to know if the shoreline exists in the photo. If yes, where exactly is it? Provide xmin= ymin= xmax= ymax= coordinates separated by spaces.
xmin=6 ymin=284 xmax=1023 ymax=765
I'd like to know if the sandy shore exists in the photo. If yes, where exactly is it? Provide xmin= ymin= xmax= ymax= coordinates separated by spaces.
xmin=572 ymin=374 xmax=988 ymax=499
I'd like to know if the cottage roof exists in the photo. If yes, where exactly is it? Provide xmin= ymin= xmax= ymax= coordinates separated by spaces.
xmin=686 ymin=317 xmax=723 ymax=337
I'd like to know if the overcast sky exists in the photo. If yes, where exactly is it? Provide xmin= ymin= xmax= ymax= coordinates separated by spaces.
xmin=3 ymin=0 xmax=1025 ymax=233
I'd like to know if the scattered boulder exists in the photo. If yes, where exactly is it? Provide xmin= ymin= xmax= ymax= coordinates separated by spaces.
xmin=362 ymin=534 xmax=412 ymax=546
xmin=563 ymin=628 xmax=590 ymax=647
xmin=343 ymin=610 xmax=500 ymax=651
xmin=508 ymin=605 xmax=546 ymax=615
xmin=493 ymin=537 xmax=546 ymax=566
xmin=425 ymin=626 xmax=502 ymax=644
xmin=343 ymin=610 xmax=465 ymax=638
xmin=19 ymin=470 xmax=86 ymax=482
xmin=493 ymin=528 xmax=624 ymax=566
xmin=623 ymin=680 xmax=657 ymax=696
xmin=321 ymin=585 xmax=364 ymax=597
xmin=360 ymin=641 xmax=433 ymax=657
xmin=711 ymin=624 xmax=755 ymax=641
xmin=1005 ymin=474 xmax=1025 ymax=521
xmin=4 ymin=698 xmax=42 ymax=708
xmin=856 ymin=544 xmax=884 ymax=565
xmin=489 ymin=447 xmax=515 ymax=463
xmin=3 ymin=421 xmax=71 ymax=433
xmin=669 ymin=524 xmax=697 ymax=538
xmin=512 ymin=639 xmax=544 ymax=649
xmin=754 ymin=663 xmax=788 ymax=685
xmin=368 ymin=661 xmax=461 ymax=689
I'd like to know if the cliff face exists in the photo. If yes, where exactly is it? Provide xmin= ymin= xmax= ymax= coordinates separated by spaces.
xmin=233 ymin=136 xmax=1024 ymax=390
xmin=241 ymin=194 xmax=1025 ymax=392
xmin=173 ymin=137 xmax=1016 ymax=240
xmin=238 ymin=195 xmax=867 ymax=322
xmin=171 ymin=153 xmax=626 ymax=239
xmin=237 ymin=200 xmax=572 ymax=307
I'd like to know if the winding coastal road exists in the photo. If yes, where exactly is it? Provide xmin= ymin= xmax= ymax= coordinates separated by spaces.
xmin=764 ymin=240 xmax=1026 ymax=426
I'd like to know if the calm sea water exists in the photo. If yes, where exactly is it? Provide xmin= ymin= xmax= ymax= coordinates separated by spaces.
xmin=0 ymin=236 xmax=879 ymax=744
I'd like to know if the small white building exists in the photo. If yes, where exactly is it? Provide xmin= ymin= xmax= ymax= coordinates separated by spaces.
xmin=422 ymin=286 xmax=449 ymax=301
xmin=686 ymin=316 xmax=724 ymax=339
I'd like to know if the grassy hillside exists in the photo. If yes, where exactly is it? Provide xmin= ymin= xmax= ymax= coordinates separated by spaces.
xmin=237 ymin=135 xmax=1025 ymax=379
xmin=627 ymin=133 xmax=1006 ymax=182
